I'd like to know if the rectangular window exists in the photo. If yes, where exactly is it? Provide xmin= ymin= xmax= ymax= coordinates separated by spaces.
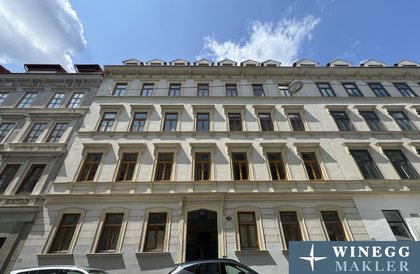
xmin=0 ymin=92 xmax=9 ymax=104
xmin=321 ymin=211 xmax=347 ymax=241
xmin=280 ymin=211 xmax=303 ymax=249
xmin=360 ymin=111 xmax=386 ymax=131
xmin=0 ymin=123 xmax=15 ymax=142
xmin=98 ymin=112 xmax=117 ymax=132
xmin=0 ymin=164 xmax=21 ymax=193
xmin=49 ymin=214 xmax=80 ymax=253
xmin=384 ymin=149 xmax=419 ymax=179
xmin=394 ymin=83 xmax=416 ymax=97
xmin=130 ymin=112 xmax=147 ymax=131
xmin=15 ymin=164 xmax=46 ymax=194
xmin=226 ymin=84 xmax=238 ymax=96
xmin=112 ymin=83 xmax=127 ymax=96
xmin=168 ymin=84 xmax=181 ymax=96
xmin=47 ymin=123 xmax=68 ymax=142
xmin=197 ymin=84 xmax=209 ymax=96
xmin=17 ymin=92 xmax=37 ymax=108
xmin=47 ymin=93 xmax=65 ymax=108
xmin=288 ymin=113 xmax=305 ymax=131
xmin=196 ymin=113 xmax=209 ymax=132
xmin=232 ymin=153 xmax=249 ymax=180
xmin=369 ymin=83 xmax=390 ymax=97
xmin=141 ymin=83 xmax=154 ymax=96
xmin=389 ymin=111 xmax=416 ymax=131
xmin=343 ymin=83 xmax=363 ymax=97
xmin=278 ymin=84 xmax=291 ymax=96
xmin=301 ymin=152 xmax=323 ymax=180
xmin=228 ymin=113 xmax=242 ymax=131
xmin=267 ymin=153 xmax=286 ymax=180
xmin=330 ymin=111 xmax=355 ymax=131
xmin=163 ymin=113 xmax=178 ymax=131
xmin=350 ymin=149 xmax=383 ymax=179
xmin=96 ymin=213 xmax=124 ymax=252
xmin=77 ymin=153 xmax=102 ymax=181
xmin=154 ymin=153 xmax=173 ymax=181
xmin=24 ymin=123 xmax=46 ymax=142
xmin=238 ymin=212 xmax=259 ymax=250
xmin=194 ymin=153 xmax=210 ymax=181
xmin=144 ymin=213 xmax=167 ymax=252
xmin=67 ymin=93 xmax=84 ymax=108
xmin=258 ymin=113 xmax=274 ymax=131
xmin=317 ymin=83 xmax=336 ymax=97
xmin=116 ymin=153 xmax=138 ymax=181
xmin=0 ymin=237 xmax=5 ymax=249
xmin=382 ymin=210 xmax=413 ymax=241
xmin=252 ymin=84 xmax=264 ymax=96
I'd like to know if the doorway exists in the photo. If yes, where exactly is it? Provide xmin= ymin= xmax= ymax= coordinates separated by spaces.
xmin=185 ymin=209 xmax=218 ymax=261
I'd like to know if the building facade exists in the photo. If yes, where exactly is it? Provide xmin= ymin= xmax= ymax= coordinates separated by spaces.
xmin=11 ymin=59 xmax=420 ymax=274
xmin=0 ymin=64 xmax=103 ymax=273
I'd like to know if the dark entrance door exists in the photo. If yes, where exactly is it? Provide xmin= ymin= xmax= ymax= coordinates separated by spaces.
xmin=186 ymin=209 xmax=218 ymax=261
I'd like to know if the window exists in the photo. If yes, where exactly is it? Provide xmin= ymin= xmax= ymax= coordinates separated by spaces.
xmin=24 ymin=123 xmax=46 ymax=142
xmin=144 ymin=213 xmax=167 ymax=251
xmin=0 ymin=123 xmax=15 ymax=142
xmin=112 ymin=83 xmax=127 ymax=96
xmin=228 ymin=113 xmax=242 ymax=131
xmin=77 ymin=153 xmax=102 ymax=181
xmin=343 ymin=83 xmax=363 ymax=97
xmin=163 ymin=113 xmax=178 ymax=131
xmin=0 ymin=164 xmax=21 ymax=193
xmin=384 ymin=149 xmax=419 ymax=179
xmin=96 ymin=213 xmax=124 ymax=252
xmin=154 ymin=153 xmax=173 ymax=181
xmin=288 ymin=113 xmax=305 ymax=131
xmin=389 ymin=111 xmax=416 ymax=131
xmin=197 ymin=84 xmax=209 ymax=96
xmin=278 ymin=84 xmax=291 ymax=96
xmin=317 ymin=83 xmax=336 ymax=97
xmin=279 ymin=211 xmax=303 ymax=249
xmin=168 ymin=83 xmax=181 ymax=96
xmin=252 ymin=84 xmax=264 ymax=96
xmin=15 ymin=164 xmax=46 ymax=194
xmin=232 ymin=153 xmax=249 ymax=180
xmin=237 ymin=212 xmax=259 ymax=250
xmin=48 ymin=214 xmax=81 ymax=253
xmin=17 ymin=92 xmax=37 ymax=108
xmin=369 ymin=83 xmax=389 ymax=97
xmin=116 ymin=153 xmax=138 ymax=181
xmin=226 ymin=84 xmax=238 ymax=96
xmin=196 ymin=113 xmax=209 ymax=132
xmin=67 ymin=93 xmax=84 ymax=108
xmin=321 ymin=211 xmax=347 ymax=241
xmin=0 ymin=238 xmax=5 ymax=249
xmin=47 ymin=123 xmax=68 ymax=142
xmin=130 ymin=112 xmax=147 ymax=131
xmin=360 ymin=111 xmax=386 ymax=131
xmin=301 ymin=152 xmax=323 ymax=180
xmin=47 ymin=93 xmax=65 ymax=108
xmin=267 ymin=153 xmax=286 ymax=180
xmin=98 ymin=112 xmax=117 ymax=131
xmin=394 ymin=83 xmax=416 ymax=97
xmin=194 ymin=153 xmax=210 ymax=181
xmin=258 ymin=113 xmax=274 ymax=131
xmin=141 ymin=83 xmax=154 ymax=96
xmin=330 ymin=111 xmax=355 ymax=131
xmin=0 ymin=92 xmax=9 ymax=104
xmin=382 ymin=210 xmax=413 ymax=240
xmin=350 ymin=149 xmax=383 ymax=179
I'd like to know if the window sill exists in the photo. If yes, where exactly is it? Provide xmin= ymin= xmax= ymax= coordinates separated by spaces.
xmin=234 ymin=250 xmax=269 ymax=255
xmin=135 ymin=251 xmax=171 ymax=257
xmin=37 ymin=253 xmax=74 ymax=258
xmin=86 ymin=252 xmax=122 ymax=257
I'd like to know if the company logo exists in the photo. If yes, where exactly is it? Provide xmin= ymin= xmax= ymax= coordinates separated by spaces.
xmin=290 ymin=242 xmax=420 ymax=274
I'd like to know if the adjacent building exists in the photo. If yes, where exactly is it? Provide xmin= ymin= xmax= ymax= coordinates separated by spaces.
xmin=10 ymin=59 xmax=420 ymax=274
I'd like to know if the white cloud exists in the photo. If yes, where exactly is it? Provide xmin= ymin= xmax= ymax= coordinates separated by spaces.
xmin=199 ymin=16 xmax=321 ymax=65
xmin=0 ymin=0 xmax=86 ymax=71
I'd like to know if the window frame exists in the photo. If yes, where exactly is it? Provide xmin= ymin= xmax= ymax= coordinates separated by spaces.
xmin=47 ymin=92 xmax=66 ymax=108
xmin=349 ymin=149 xmax=383 ymax=180
xmin=0 ymin=163 xmax=22 ymax=194
xmin=129 ymin=105 xmax=153 ymax=132
xmin=0 ymin=122 xmax=15 ymax=143
xmin=383 ymin=149 xmax=419 ymax=179
xmin=193 ymin=152 xmax=211 ymax=181
xmin=368 ymin=83 xmax=390 ymax=97
xmin=300 ymin=151 xmax=324 ymax=180
xmin=276 ymin=207 xmax=309 ymax=251
xmin=359 ymin=110 xmax=387 ymax=131
xmin=252 ymin=84 xmax=265 ymax=97
xmin=394 ymin=83 xmax=416 ymax=97
xmin=112 ymin=83 xmax=128 ymax=96
xmin=197 ymin=83 xmax=209 ymax=96
xmin=233 ymin=207 xmax=265 ymax=251
xmin=342 ymin=83 xmax=363 ymax=97
xmin=287 ymin=112 xmax=306 ymax=131
xmin=75 ymin=145 xmax=108 ymax=182
xmin=190 ymin=143 xmax=216 ymax=181
xmin=330 ymin=111 xmax=355 ymax=131
xmin=46 ymin=122 xmax=69 ymax=143
xmin=266 ymin=152 xmax=287 ymax=181
xmin=316 ymin=83 xmax=336 ymax=97
xmin=388 ymin=111 xmax=417 ymax=131
xmin=140 ymin=83 xmax=154 ymax=96
xmin=114 ymin=152 xmax=140 ymax=182
xmin=0 ymin=92 xmax=9 ymax=105
xmin=23 ymin=122 xmax=47 ymax=143
xmin=168 ymin=83 xmax=181 ymax=96
xmin=318 ymin=207 xmax=353 ymax=241
xmin=97 ymin=112 xmax=118 ymax=132
xmin=139 ymin=208 xmax=171 ymax=253
xmin=130 ymin=112 xmax=148 ymax=132
xmin=16 ymin=92 xmax=37 ymax=108
xmin=225 ymin=83 xmax=238 ymax=96
xmin=15 ymin=163 xmax=47 ymax=194
xmin=66 ymin=92 xmax=84 ymax=108
xmin=227 ymin=144 xmax=253 ymax=181
xmin=382 ymin=210 xmax=414 ymax=241
xmin=258 ymin=112 xmax=274 ymax=131
xmin=192 ymin=105 xmax=214 ymax=132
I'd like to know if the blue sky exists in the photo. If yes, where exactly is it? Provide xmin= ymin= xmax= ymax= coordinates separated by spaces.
xmin=1 ymin=0 xmax=420 ymax=72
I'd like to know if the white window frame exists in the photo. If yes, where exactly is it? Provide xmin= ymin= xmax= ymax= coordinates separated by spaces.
xmin=138 ymin=207 xmax=172 ymax=253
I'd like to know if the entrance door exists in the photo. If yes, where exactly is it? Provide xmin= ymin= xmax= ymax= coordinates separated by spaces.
xmin=186 ymin=209 xmax=218 ymax=261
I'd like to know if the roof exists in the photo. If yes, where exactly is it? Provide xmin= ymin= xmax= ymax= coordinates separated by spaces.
xmin=24 ymin=64 xmax=67 ymax=73
xmin=218 ymin=59 xmax=237 ymax=66
xmin=194 ymin=59 xmax=214 ymax=66
xmin=241 ymin=59 xmax=260 ymax=66
xmin=170 ymin=59 xmax=190 ymax=66
xmin=261 ymin=60 xmax=281 ymax=67
xmin=327 ymin=59 xmax=352 ymax=67
xmin=394 ymin=60 xmax=420 ymax=67
xmin=360 ymin=59 xmax=386 ymax=67
xmin=74 ymin=64 xmax=103 ymax=74
xmin=0 ymin=65 xmax=11 ymax=74
xmin=122 ymin=58 xmax=143 ymax=65
xmin=293 ymin=59 xmax=319 ymax=67
xmin=147 ymin=58 xmax=166 ymax=66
